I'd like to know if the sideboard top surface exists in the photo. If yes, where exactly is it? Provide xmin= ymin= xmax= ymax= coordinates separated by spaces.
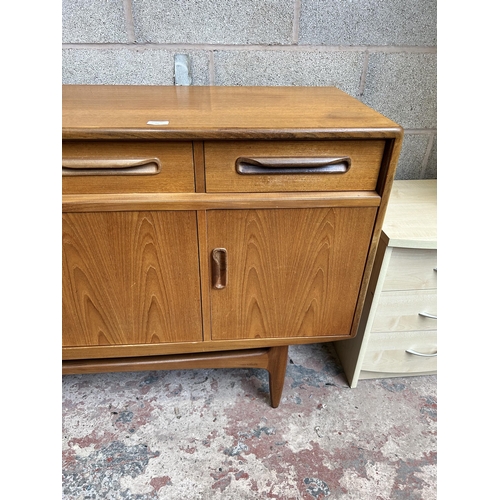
xmin=62 ymin=85 xmax=402 ymax=140
xmin=381 ymin=180 xmax=437 ymax=249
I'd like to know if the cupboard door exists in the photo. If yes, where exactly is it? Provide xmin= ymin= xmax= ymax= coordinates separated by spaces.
xmin=208 ymin=207 xmax=377 ymax=340
xmin=63 ymin=211 xmax=202 ymax=347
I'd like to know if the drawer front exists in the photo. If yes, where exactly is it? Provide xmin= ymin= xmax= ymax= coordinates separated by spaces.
xmin=204 ymin=140 xmax=385 ymax=193
xmin=63 ymin=141 xmax=195 ymax=194
xmin=372 ymin=289 xmax=437 ymax=332
xmin=383 ymin=248 xmax=437 ymax=291
xmin=361 ymin=330 xmax=437 ymax=374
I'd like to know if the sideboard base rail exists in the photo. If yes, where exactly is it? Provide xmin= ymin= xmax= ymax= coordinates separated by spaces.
xmin=63 ymin=345 xmax=289 ymax=408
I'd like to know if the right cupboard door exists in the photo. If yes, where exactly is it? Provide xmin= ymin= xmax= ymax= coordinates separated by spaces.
xmin=207 ymin=207 xmax=377 ymax=341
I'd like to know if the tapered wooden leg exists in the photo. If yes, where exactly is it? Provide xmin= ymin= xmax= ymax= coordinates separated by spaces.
xmin=266 ymin=345 xmax=289 ymax=408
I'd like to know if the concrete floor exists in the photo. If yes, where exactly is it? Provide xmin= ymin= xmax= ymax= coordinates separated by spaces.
xmin=62 ymin=343 xmax=437 ymax=499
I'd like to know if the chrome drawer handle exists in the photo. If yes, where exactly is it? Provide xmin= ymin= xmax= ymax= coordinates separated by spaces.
xmin=235 ymin=156 xmax=351 ymax=175
xmin=419 ymin=312 xmax=437 ymax=320
xmin=406 ymin=349 xmax=437 ymax=357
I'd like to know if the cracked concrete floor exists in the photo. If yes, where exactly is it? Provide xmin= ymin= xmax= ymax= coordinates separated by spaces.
xmin=62 ymin=343 xmax=437 ymax=499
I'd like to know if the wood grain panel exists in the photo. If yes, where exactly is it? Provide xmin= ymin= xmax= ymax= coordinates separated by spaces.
xmin=372 ymin=290 xmax=437 ymax=333
xmin=383 ymin=248 xmax=437 ymax=291
xmin=208 ymin=207 xmax=377 ymax=340
xmin=204 ymin=140 xmax=385 ymax=192
xmin=62 ymin=334 xmax=350 ymax=360
xmin=62 ymin=211 xmax=202 ymax=348
xmin=62 ymin=191 xmax=381 ymax=213
xmin=360 ymin=329 xmax=437 ymax=374
xmin=63 ymin=141 xmax=195 ymax=194
xmin=380 ymin=180 xmax=437 ymax=249
xmin=63 ymin=86 xmax=403 ymax=140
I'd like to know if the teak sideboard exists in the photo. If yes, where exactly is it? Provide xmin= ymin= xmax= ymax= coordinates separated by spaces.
xmin=62 ymin=85 xmax=403 ymax=407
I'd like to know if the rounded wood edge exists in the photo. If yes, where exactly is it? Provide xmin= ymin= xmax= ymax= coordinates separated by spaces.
xmin=62 ymin=128 xmax=404 ymax=141
xmin=62 ymin=191 xmax=381 ymax=212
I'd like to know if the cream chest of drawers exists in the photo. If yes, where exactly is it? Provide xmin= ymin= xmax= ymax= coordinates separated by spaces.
xmin=335 ymin=180 xmax=437 ymax=387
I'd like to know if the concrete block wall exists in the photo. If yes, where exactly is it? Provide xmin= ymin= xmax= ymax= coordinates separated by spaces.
xmin=62 ymin=0 xmax=437 ymax=180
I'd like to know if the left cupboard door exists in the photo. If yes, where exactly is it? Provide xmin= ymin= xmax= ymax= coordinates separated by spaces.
xmin=62 ymin=211 xmax=203 ymax=348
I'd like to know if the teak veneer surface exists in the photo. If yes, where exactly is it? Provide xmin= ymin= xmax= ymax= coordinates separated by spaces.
xmin=204 ymin=140 xmax=386 ymax=192
xmin=63 ymin=141 xmax=195 ymax=194
xmin=62 ymin=211 xmax=203 ymax=347
xmin=62 ymin=191 xmax=382 ymax=213
xmin=208 ymin=207 xmax=377 ymax=340
xmin=62 ymin=86 xmax=402 ymax=140
xmin=62 ymin=85 xmax=404 ymax=407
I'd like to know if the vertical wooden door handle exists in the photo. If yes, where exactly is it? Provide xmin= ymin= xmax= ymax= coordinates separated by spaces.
xmin=211 ymin=248 xmax=227 ymax=289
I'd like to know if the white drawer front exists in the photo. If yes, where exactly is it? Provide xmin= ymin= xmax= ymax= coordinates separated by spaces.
xmin=361 ymin=330 xmax=437 ymax=374
xmin=383 ymin=248 xmax=437 ymax=291
xmin=372 ymin=289 xmax=437 ymax=332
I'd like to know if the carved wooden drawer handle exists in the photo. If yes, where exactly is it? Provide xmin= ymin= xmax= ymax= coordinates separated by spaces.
xmin=62 ymin=158 xmax=161 ymax=176
xmin=211 ymin=248 xmax=227 ymax=289
xmin=235 ymin=156 xmax=351 ymax=175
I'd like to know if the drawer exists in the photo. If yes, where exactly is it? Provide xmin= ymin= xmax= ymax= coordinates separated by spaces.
xmin=62 ymin=141 xmax=195 ymax=194
xmin=204 ymin=140 xmax=386 ymax=193
xmin=383 ymin=248 xmax=437 ymax=291
xmin=361 ymin=330 xmax=437 ymax=374
xmin=372 ymin=289 xmax=437 ymax=332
